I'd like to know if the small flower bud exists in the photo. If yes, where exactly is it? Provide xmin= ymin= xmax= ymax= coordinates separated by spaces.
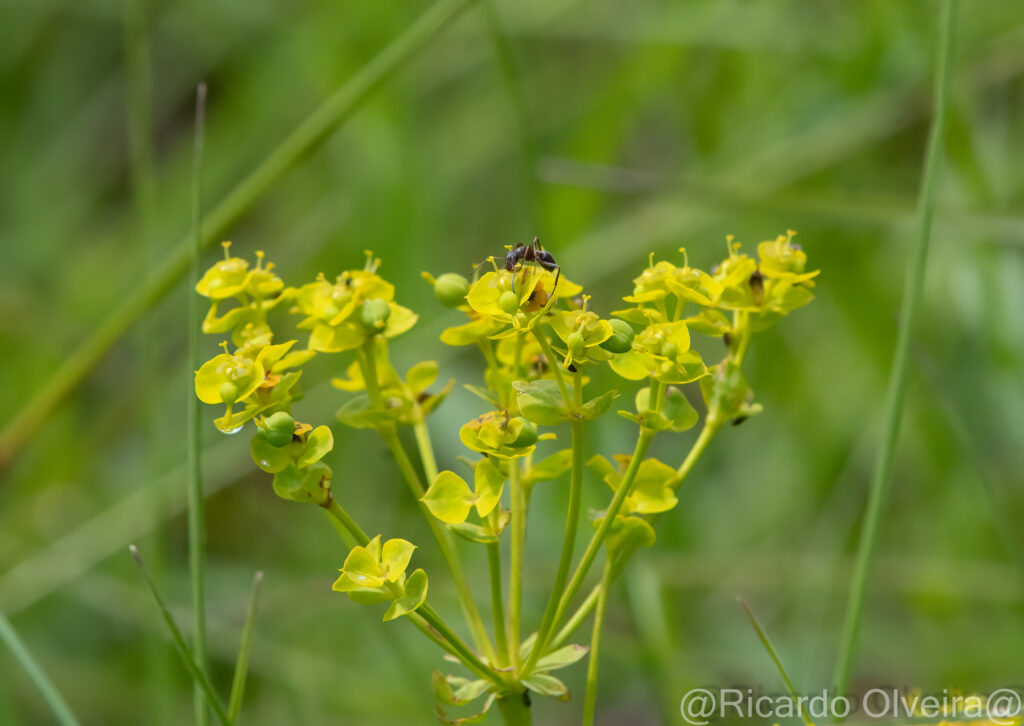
xmin=218 ymin=381 xmax=239 ymax=404
xmin=358 ymin=299 xmax=392 ymax=331
xmin=434 ymin=273 xmax=470 ymax=307
xmin=600 ymin=319 xmax=634 ymax=354
xmin=498 ymin=290 xmax=520 ymax=315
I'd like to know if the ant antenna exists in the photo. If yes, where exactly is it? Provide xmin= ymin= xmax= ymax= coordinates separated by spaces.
xmin=470 ymin=255 xmax=496 ymax=278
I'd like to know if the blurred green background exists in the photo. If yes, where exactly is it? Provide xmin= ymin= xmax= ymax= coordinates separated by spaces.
xmin=2 ymin=0 xmax=1023 ymax=724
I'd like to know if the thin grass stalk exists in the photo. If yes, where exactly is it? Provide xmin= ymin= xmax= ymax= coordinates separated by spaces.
xmin=832 ymin=0 xmax=959 ymax=695
xmin=187 ymin=82 xmax=210 ymax=726
xmin=0 ymin=610 xmax=81 ymax=726
xmin=227 ymin=571 xmax=263 ymax=724
xmin=129 ymin=546 xmax=231 ymax=726
xmin=739 ymin=598 xmax=813 ymax=726
xmin=123 ymin=0 xmax=170 ymax=719
xmin=0 ymin=0 xmax=476 ymax=470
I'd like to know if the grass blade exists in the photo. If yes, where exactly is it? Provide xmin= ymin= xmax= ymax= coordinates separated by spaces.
xmin=227 ymin=571 xmax=264 ymax=724
xmin=188 ymin=82 xmax=211 ymax=726
xmin=0 ymin=0 xmax=475 ymax=470
xmin=0 ymin=610 xmax=81 ymax=726
xmin=832 ymin=0 xmax=959 ymax=695
xmin=738 ymin=598 xmax=812 ymax=726
xmin=129 ymin=546 xmax=231 ymax=726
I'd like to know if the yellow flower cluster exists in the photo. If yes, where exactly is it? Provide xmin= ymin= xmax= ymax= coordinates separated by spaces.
xmin=292 ymin=251 xmax=418 ymax=353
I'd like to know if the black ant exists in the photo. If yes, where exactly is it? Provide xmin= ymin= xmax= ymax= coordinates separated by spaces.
xmin=473 ymin=238 xmax=561 ymax=288
xmin=504 ymin=237 xmax=558 ymax=276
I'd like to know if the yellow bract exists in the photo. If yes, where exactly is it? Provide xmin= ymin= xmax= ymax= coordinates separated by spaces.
xmin=459 ymin=411 xmax=536 ymax=459
xmin=196 ymin=244 xmax=284 ymax=301
xmin=548 ymin=309 xmax=613 ymax=368
xmin=465 ymin=267 xmax=581 ymax=336
xmin=292 ymin=263 xmax=417 ymax=353
xmin=331 ymin=535 xmax=417 ymax=592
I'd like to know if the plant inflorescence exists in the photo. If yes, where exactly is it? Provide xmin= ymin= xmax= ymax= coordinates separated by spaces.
xmin=193 ymin=232 xmax=818 ymax=724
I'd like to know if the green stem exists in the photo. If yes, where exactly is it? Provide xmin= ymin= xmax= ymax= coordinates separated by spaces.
xmin=186 ymin=83 xmax=210 ymax=726
xmin=526 ymin=428 xmax=654 ymax=672
xmin=527 ymin=370 xmax=584 ymax=673
xmin=318 ymin=493 xmax=501 ymax=685
xmin=508 ymin=458 xmax=527 ymax=670
xmin=675 ymin=420 xmax=720 ymax=483
xmin=496 ymin=693 xmax=533 ymax=726
xmin=551 ymin=584 xmax=601 ymax=650
xmin=406 ymin=612 xmax=498 ymax=685
xmin=582 ymin=556 xmax=613 ymax=726
xmin=0 ymin=0 xmax=476 ymax=471
xmin=358 ymin=341 xmax=495 ymax=661
xmin=322 ymin=497 xmax=371 ymax=546
xmin=413 ymin=419 xmax=439 ymax=483
xmin=832 ymin=0 xmax=958 ymax=696
xmin=418 ymin=605 xmax=505 ymax=688
xmin=532 ymin=329 xmax=570 ymax=403
xmin=486 ymin=541 xmax=510 ymax=666
xmin=383 ymin=429 xmax=494 ymax=659
xmin=0 ymin=610 xmax=81 ymax=726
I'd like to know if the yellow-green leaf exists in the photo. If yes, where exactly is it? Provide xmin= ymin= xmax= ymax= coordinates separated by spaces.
xmin=422 ymin=471 xmax=474 ymax=524
xmin=473 ymin=458 xmax=504 ymax=517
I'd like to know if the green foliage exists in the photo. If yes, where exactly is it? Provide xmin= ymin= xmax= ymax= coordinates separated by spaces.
xmin=10 ymin=2 xmax=1009 ymax=723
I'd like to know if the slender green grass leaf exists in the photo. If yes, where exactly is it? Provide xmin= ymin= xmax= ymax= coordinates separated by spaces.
xmin=832 ymin=0 xmax=960 ymax=696
xmin=129 ymin=546 xmax=231 ymax=726
xmin=188 ymin=81 xmax=211 ymax=726
xmin=228 ymin=571 xmax=264 ymax=724
xmin=0 ymin=0 xmax=475 ymax=469
xmin=0 ymin=610 xmax=81 ymax=726
xmin=737 ymin=598 xmax=812 ymax=726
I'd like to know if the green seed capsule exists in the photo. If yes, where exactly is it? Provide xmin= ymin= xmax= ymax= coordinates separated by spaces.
xmin=358 ymin=299 xmax=392 ymax=331
xmin=218 ymin=381 xmax=239 ymax=404
xmin=498 ymin=290 xmax=520 ymax=315
xmin=661 ymin=342 xmax=678 ymax=361
xmin=263 ymin=411 xmax=295 ymax=447
xmin=600 ymin=319 xmax=635 ymax=354
xmin=511 ymin=419 xmax=538 ymax=447
xmin=266 ymin=411 xmax=295 ymax=434
xmin=434 ymin=273 xmax=470 ymax=307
